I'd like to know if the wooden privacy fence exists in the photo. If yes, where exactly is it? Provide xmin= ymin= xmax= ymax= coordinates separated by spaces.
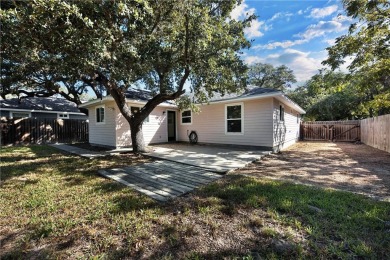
xmin=361 ymin=114 xmax=390 ymax=153
xmin=1 ymin=118 xmax=88 ymax=145
xmin=300 ymin=120 xmax=360 ymax=142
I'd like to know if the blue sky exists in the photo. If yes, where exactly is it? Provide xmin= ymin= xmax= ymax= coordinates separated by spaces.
xmin=233 ymin=0 xmax=353 ymax=85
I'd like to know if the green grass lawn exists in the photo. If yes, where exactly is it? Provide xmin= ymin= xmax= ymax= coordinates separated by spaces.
xmin=1 ymin=145 xmax=389 ymax=259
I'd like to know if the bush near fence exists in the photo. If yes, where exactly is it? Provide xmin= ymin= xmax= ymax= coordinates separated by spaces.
xmin=0 ymin=117 xmax=88 ymax=145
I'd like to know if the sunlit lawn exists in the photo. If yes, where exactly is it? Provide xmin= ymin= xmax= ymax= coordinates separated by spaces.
xmin=1 ymin=145 xmax=389 ymax=259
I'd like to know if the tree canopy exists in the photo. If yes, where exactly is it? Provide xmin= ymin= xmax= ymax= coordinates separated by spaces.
xmin=1 ymin=0 xmax=252 ymax=152
xmin=247 ymin=63 xmax=296 ymax=92
xmin=322 ymin=0 xmax=390 ymax=116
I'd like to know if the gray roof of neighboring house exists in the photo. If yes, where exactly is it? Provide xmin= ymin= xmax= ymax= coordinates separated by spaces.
xmin=0 ymin=97 xmax=85 ymax=113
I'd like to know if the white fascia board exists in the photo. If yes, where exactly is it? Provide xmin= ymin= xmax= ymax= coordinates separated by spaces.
xmin=274 ymin=95 xmax=306 ymax=114
xmin=198 ymin=92 xmax=282 ymax=105
xmin=80 ymin=96 xmax=177 ymax=108
xmin=79 ymin=96 xmax=113 ymax=108
xmin=196 ymin=92 xmax=306 ymax=114
xmin=1 ymin=108 xmax=86 ymax=115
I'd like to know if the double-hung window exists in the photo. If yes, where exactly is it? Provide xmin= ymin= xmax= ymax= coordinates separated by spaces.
xmin=181 ymin=110 xmax=192 ymax=124
xmin=226 ymin=103 xmax=243 ymax=134
xmin=96 ymin=106 xmax=105 ymax=123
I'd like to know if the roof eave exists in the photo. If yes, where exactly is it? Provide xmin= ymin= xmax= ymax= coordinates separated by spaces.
xmin=79 ymin=96 xmax=177 ymax=108
xmin=0 ymin=107 xmax=86 ymax=115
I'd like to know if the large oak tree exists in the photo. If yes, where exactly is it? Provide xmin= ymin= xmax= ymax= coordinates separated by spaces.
xmin=247 ymin=63 xmax=296 ymax=92
xmin=1 ymin=0 xmax=253 ymax=152
xmin=322 ymin=0 xmax=390 ymax=116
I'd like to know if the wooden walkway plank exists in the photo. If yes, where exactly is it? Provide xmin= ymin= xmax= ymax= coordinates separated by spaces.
xmin=98 ymin=170 xmax=168 ymax=202
xmin=145 ymin=162 xmax=221 ymax=183
xmin=110 ymin=168 xmax=184 ymax=196
xmin=99 ymin=160 xmax=224 ymax=202
xmin=120 ymin=166 xmax=197 ymax=192
xmin=137 ymin=165 xmax=211 ymax=188
xmin=123 ymin=166 xmax=198 ymax=191
xmin=142 ymin=164 xmax=216 ymax=186
xmin=154 ymin=160 xmax=222 ymax=178
xmin=119 ymin=173 xmax=179 ymax=198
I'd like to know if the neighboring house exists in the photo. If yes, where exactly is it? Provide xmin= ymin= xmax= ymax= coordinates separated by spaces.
xmin=0 ymin=97 xmax=88 ymax=120
xmin=79 ymin=87 xmax=305 ymax=152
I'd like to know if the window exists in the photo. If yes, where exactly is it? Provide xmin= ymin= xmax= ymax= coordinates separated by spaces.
xmin=226 ymin=103 xmax=243 ymax=134
xmin=279 ymin=105 xmax=285 ymax=121
xmin=96 ymin=106 xmax=105 ymax=123
xmin=10 ymin=112 xmax=30 ymax=119
xmin=297 ymin=114 xmax=300 ymax=124
xmin=58 ymin=113 xmax=69 ymax=119
xmin=131 ymin=106 xmax=149 ymax=123
xmin=181 ymin=110 xmax=192 ymax=124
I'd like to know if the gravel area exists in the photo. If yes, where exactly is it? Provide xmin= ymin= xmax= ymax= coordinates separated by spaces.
xmin=235 ymin=142 xmax=390 ymax=201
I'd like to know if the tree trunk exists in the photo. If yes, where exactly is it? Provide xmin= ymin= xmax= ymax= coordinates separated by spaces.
xmin=130 ymin=120 xmax=146 ymax=153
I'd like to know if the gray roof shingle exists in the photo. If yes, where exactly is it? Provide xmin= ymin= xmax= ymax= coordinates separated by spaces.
xmin=0 ymin=97 xmax=84 ymax=113
xmin=200 ymin=86 xmax=280 ymax=102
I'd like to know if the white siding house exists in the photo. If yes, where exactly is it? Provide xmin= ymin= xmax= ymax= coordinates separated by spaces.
xmin=80 ymin=87 xmax=305 ymax=151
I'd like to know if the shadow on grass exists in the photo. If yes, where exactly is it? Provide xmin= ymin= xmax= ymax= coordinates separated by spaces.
xmin=2 ymin=145 xmax=390 ymax=259
xmin=194 ymin=174 xmax=390 ymax=258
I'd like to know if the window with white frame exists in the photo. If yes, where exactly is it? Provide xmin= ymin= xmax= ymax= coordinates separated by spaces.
xmin=181 ymin=110 xmax=192 ymax=124
xmin=10 ymin=112 xmax=30 ymax=119
xmin=96 ymin=106 xmax=105 ymax=123
xmin=279 ymin=105 xmax=285 ymax=121
xmin=226 ymin=103 xmax=243 ymax=134
xmin=58 ymin=113 xmax=69 ymax=119
xmin=131 ymin=106 xmax=149 ymax=122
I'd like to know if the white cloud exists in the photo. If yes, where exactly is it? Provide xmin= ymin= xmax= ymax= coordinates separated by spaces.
xmin=297 ymin=7 xmax=312 ymax=16
xmin=244 ymin=49 xmax=327 ymax=83
xmin=244 ymin=20 xmax=265 ymax=38
xmin=309 ymin=5 xmax=338 ymax=18
xmin=230 ymin=0 xmax=255 ymax=20
xmin=253 ymin=15 xmax=351 ymax=50
xmin=269 ymin=12 xmax=293 ymax=22
xmin=231 ymin=0 xmax=265 ymax=39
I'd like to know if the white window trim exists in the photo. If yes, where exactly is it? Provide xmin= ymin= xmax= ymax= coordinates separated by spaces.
xmin=57 ymin=113 xmax=69 ymax=119
xmin=180 ymin=110 xmax=192 ymax=125
xmin=10 ymin=111 xmax=31 ymax=119
xmin=279 ymin=104 xmax=285 ymax=122
xmin=95 ymin=105 xmax=105 ymax=124
xmin=225 ymin=102 xmax=244 ymax=135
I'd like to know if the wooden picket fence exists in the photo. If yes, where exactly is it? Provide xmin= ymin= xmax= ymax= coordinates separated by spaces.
xmin=300 ymin=120 xmax=361 ymax=142
xmin=361 ymin=114 xmax=390 ymax=153
xmin=1 ymin=118 xmax=88 ymax=145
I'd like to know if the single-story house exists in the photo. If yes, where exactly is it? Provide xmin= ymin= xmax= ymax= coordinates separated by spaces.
xmin=0 ymin=97 xmax=88 ymax=120
xmin=79 ymin=87 xmax=305 ymax=152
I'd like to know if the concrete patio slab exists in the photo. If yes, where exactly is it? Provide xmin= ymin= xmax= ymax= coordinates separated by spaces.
xmin=145 ymin=143 xmax=271 ymax=173
xmin=49 ymin=143 xmax=105 ymax=158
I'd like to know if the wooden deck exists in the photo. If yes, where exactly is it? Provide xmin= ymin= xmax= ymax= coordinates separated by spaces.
xmin=98 ymin=160 xmax=222 ymax=202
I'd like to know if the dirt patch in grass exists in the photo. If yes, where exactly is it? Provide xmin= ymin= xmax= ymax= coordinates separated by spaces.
xmin=1 ymin=145 xmax=389 ymax=259
xmin=236 ymin=142 xmax=390 ymax=202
